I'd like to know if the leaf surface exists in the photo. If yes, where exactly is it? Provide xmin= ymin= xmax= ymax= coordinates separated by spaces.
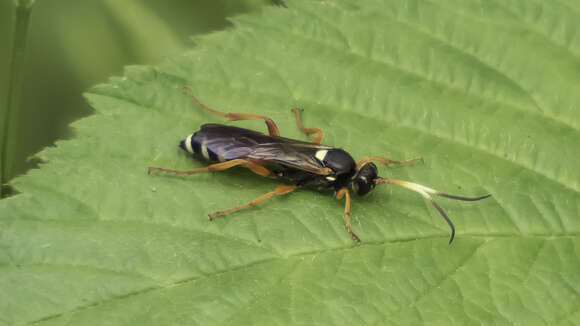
xmin=2 ymin=1 xmax=580 ymax=325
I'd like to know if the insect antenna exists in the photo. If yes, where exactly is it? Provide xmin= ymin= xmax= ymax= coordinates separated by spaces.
xmin=374 ymin=178 xmax=491 ymax=244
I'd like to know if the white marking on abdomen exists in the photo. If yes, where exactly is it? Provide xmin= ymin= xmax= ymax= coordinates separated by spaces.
xmin=185 ymin=134 xmax=194 ymax=153
xmin=315 ymin=149 xmax=328 ymax=162
xmin=201 ymin=138 xmax=210 ymax=160
xmin=217 ymin=148 xmax=226 ymax=162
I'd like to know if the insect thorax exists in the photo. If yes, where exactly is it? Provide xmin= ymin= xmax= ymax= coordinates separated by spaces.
xmin=278 ymin=148 xmax=357 ymax=191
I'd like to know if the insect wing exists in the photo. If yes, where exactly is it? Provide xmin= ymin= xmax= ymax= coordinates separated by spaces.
xmin=247 ymin=142 xmax=332 ymax=175
xmin=196 ymin=124 xmax=271 ymax=161
xmin=196 ymin=124 xmax=332 ymax=175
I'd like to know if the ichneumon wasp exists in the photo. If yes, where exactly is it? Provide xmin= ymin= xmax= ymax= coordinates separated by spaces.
xmin=148 ymin=87 xmax=491 ymax=243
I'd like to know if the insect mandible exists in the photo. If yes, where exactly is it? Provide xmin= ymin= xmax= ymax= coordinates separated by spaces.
xmin=148 ymin=87 xmax=491 ymax=243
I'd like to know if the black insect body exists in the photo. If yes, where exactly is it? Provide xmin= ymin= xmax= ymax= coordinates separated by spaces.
xmin=149 ymin=87 xmax=491 ymax=243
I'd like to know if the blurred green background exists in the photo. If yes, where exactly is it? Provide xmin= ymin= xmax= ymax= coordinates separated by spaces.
xmin=1 ymin=0 xmax=275 ymax=182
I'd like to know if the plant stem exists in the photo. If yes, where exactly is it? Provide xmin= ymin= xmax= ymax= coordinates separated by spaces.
xmin=1 ymin=0 xmax=34 ymax=198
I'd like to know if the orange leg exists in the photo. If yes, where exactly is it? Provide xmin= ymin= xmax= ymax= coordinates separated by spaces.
xmin=356 ymin=156 xmax=423 ymax=170
xmin=148 ymin=159 xmax=274 ymax=178
xmin=335 ymin=188 xmax=360 ymax=242
xmin=209 ymin=185 xmax=297 ymax=219
xmin=292 ymin=108 xmax=323 ymax=144
xmin=185 ymin=86 xmax=281 ymax=137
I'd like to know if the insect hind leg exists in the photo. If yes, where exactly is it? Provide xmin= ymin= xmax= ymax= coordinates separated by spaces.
xmin=148 ymin=159 xmax=275 ymax=177
xmin=209 ymin=185 xmax=297 ymax=219
xmin=292 ymin=107 xmax=324 ymax=144
xmin=185 ymin=86 xmax=281 ymax=137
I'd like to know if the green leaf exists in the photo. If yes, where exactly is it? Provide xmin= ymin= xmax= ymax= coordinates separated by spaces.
xmin=2 ymin=0 xmax=580 ymax=324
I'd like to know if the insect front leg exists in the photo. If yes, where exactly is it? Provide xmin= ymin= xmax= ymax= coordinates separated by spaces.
xmin=209 ymin=185 xmax=297 ymax=219
xmin=185 ymin=86 xmax=281 ymax=137
xmin=335 ymin=187 xmax=360 ymax=242
xmin=291 ymin=108 xmax=324 ymax=144
xmin=356 ymin=156 xmax=423 ymax=170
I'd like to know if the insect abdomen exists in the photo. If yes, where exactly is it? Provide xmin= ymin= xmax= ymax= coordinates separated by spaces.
xmin=180 ymin=125 xmax=256 ymax=162
xmin=180 ymin=131 xmax=222 ymax=162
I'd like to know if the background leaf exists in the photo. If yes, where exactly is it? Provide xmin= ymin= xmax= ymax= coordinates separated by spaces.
xmin=0 ymin=0 xmax=273 ymax=179
xmin=2 ymin=0 xmax=580 ymax=325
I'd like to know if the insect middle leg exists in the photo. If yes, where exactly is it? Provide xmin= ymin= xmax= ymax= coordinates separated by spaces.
xmin=185 ymin=86 xmax=281 ymax=137
xmin=148 ymin=159 xmax=274 ymax=177
xmin=209 ymin=185 xmax=297 ymax=219
xmin=356 ymin=156 xmax=424 ymax=170
xmin=335 ymin=187 xmax=360 ymax=242
xmin=292 ymin=108 xmax=324 ymax=144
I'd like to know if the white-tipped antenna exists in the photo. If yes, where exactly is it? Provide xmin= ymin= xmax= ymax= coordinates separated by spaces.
xmin=374 ymin=178 xmax=491 ymax=244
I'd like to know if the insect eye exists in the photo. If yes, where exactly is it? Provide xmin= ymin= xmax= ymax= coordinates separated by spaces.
xmin=352 ymin=162 xmax=378 ymax=196
xmin=353 ymin=178 xmax=372 ymax=195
